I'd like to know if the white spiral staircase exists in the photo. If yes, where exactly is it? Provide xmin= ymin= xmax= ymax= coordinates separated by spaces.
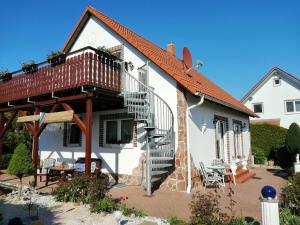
xmin=121 ymin=67 xmax=175 ymax=195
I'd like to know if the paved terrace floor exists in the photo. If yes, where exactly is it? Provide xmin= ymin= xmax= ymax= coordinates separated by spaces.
xmin=0 ymin=167 xmax=287 ymax=223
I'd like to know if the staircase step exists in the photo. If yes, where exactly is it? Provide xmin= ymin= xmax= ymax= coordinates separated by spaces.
xmin=150 ymin=157 xmax=173 ymax=161
xmin=149 ymin=134 xmax=165 ymax=139
xmin=151 ymin=177 xmax=161 ymax=183
xmin=144 ymin=126 xmax=156 ymax=131
xmin=151 ymin=170 xmax=169 ymax=176
xmin=150 ymin=163 xmax=172 ymax=168
xmin=236 ymin=170 xmax=256 ymax=184
xmin=149 ymin=149 xmax=172 ymax=154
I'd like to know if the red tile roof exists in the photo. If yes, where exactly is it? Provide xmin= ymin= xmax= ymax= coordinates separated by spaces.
xmin=63 ymin=6 xmax=256 ymax=117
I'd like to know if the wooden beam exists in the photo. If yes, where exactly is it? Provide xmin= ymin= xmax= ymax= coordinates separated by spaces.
xmin=85 ymin=98 xmax=92 ymax=176
xmin=0 ymin=93 xmax=93 ymax=113
xmin=0 ymin=113 xmax=4 ymax=165
xmin=32 ymin=107 xmax=40 ymax=186
xmin=17 ymin=115 xmax=40 ymax=123
xmin=17 ymin=111 xmax=35 ymax=135
xmin=0 ymin=111 xmax=17 ymax=139
xmin=43 ymin=110 xmax=74 ymax=123
xmin=36 ymin=104 xmax=59 ymax=137
xmin=60 ymin=103 xmax=86 ymax=134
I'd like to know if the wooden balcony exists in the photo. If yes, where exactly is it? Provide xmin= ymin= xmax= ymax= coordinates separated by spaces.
xmin=0 ymin=47 xmax=122 ymax=105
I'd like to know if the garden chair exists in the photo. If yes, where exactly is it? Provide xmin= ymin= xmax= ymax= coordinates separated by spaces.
xmin=199 ymin=162 xmax=224 ymax=191
xmin=37 ymin=158 xmax=56 ymax=185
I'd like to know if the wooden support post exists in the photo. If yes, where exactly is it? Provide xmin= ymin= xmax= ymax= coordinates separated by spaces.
xmin=32 ymin=107 xmax=40 ymax=186
xmin=85 ymin=99 xmax=92 ymax=176
xmin=0 ymin=113 xmax=4 ymax=166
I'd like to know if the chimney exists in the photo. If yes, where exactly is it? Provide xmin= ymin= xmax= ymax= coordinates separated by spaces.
xmin=167 ymin=42 xmax=176 ymax=56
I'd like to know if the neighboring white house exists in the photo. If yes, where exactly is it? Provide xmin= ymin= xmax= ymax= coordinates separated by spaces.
xmin=38 ymin=6 xmax=256 ymax=193
xmin=241 ymin=67 xmax=300 ymax=129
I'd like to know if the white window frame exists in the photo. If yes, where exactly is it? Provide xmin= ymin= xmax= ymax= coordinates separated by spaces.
xmin=252 ymin=102 xmax=264 ymax=114
xmin=103 ymin=118 xmax=134 ymax=148
xmin=273 ymin=78 xmax=281 ymax=87
xmin=284 ymin=99 xmax=300 ymax=114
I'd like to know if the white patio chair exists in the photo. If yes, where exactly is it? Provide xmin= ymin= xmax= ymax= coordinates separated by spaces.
xmin=199 ymin=162 xmax=224 ymax=191
xmin=37 ymin=158 xmax=56 ymax=185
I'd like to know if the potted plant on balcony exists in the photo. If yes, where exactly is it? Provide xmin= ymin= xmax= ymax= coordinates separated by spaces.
xmin=96 ymin=46 xmax=119 ymax=61
xmin=21 ymin=60 xmax=38 ymax=74
xmin=47 ymin=51 xmax=66 ymax=66
xmin=0 ymin=70 xmax=12 ymax=81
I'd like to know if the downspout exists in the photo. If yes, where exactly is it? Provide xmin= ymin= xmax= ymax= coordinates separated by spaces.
xmin=186 ymin=93 xmax=205 ymax=193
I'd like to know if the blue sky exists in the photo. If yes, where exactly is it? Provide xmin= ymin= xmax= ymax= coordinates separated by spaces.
xmin=0 ymin=0 xmax=299 ymax=99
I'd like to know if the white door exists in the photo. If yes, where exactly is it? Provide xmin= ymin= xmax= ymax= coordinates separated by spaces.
xmin=216 ymin=120 xmax=227 ymax=162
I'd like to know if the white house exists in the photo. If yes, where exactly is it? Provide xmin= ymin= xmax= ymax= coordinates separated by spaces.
xmin=1 ymin=6 xmax=255 ymax=194
xmin=241 ymin=67 xmax=300 ymax=129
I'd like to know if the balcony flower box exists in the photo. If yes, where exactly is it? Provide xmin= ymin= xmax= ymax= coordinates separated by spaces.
xmin=22 ymin=61 xmax=38 ymax=74
xmin=96 ymin=46 xmax=118 ymax=61
xmin=47 ymin=51 xmax=66 ymax=66
xmin=0 ymin=70 xmax=12 ymax=81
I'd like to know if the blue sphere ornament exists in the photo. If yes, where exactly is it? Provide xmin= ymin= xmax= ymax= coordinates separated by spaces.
xmin=261 ymin=186 xmax=276 ymax=199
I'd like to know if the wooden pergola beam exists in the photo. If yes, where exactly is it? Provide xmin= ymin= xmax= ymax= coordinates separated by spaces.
xmin=0 ymin=93 xmax=93 ymax=113
xmin=0 ymin=111 xmax=17 ymax=139
xmin=60 ymin=103 xmax=86 ymax=134
xmin=36 ymin=104 xmax=59 ymax=137
xmin=18 ymin=111 xmax=35 ymax=135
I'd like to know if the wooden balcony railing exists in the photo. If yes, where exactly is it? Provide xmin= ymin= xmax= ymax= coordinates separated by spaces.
xmin=0 ymin=47 xmax=121 ymax=104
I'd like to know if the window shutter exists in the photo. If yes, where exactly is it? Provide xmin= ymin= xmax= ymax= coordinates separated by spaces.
xmin=63 ymin=123 xmax=67 ymax=147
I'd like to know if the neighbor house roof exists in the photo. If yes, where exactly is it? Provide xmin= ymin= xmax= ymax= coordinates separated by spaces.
xmin=241 ymin=67 xmax=300 ymax=103
xmin=63 ymin=6 xmax=256 ymax=117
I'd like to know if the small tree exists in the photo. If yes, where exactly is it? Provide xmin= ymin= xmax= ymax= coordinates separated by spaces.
xmin=7 ymin=144 xmax=34 ymax=199
xmin=286 ymin=123 xmax=300 ymax=155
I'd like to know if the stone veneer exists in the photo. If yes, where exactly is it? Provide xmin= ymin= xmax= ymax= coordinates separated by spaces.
xmin=160 ymin=87 xmax=201 ymax=191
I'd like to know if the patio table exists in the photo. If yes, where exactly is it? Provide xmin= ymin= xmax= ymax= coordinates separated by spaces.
xmin=49 ymin=167 xmax=76 ymax=182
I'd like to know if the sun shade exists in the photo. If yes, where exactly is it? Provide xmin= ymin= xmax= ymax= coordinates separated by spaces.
xmin=43 ymin=110 xmax=74 ymax=123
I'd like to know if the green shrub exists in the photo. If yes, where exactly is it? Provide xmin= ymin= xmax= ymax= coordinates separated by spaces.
xmin=286 ymin=123 xmax=300 ymax=155
xmin=280 ymin=207 xmax=300 ymax=225
xmin=250 ymin=124 xmax=287 ymax=157
xmin=190 ymin=191 xmax=228 ymax=224
xmin=226 ymin=218 xmax=255 ymax=225
xmin=0 ymin=153 xmax=12 ymax=169
xmin=167 ymin=215 xmax=188 ymax=225
xmin=90 ymin=197 xmax=118 ymax=213
xmin=277 ymin=147 xmax=295 ymax=169
xmin=282 ymin=173 xmax=300 ymax=214
xmin=118 ymin=203 xmax=146 ymax=217
xmin=53 ymin=174 xmax=109 ymax=204
xmin=252 ymin=146 xmax=266 ymax=164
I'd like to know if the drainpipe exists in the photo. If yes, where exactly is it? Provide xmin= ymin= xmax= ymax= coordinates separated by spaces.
xmin=186 ymin=92 xmax=205 ymax=193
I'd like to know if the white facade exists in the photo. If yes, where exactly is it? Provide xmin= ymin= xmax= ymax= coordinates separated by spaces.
xmin=187 ymin=93 xmax=251 ymax=168
xmin=39 ymin=14 xmax=252 ymax=177
xmin=242 ymin=68 xmax=300 ymax=128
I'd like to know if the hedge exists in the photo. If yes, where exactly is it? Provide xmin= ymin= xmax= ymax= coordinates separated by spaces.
xmin=250 ymin=123 xmax=288 ymax=157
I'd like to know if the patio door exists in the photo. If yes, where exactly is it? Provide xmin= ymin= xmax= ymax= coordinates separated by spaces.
xmin=233 ymin=123 xmax=243 ymax=157
xmin=215 ymin=120 xmax=227 ymax=162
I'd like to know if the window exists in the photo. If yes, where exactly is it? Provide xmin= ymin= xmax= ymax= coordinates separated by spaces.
xmin=64 ymin=123 xmax=82 ymax=147
xmin=104 ymin=119 xmax=133 ymax=146
xmin=138 ymin=67 xmax=148 ymax=91
xmin=285 ymin=100 xmax=300 ymax=113
xmin=253 ymin=103 xmax=263 ymax=113
xmin=273 ymin=78 xmax=281 ymax=86
xmin=233 ymin=122 xmax=243 ymax=158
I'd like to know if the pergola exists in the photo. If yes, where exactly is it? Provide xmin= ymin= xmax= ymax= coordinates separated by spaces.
xmin=0 ymin=47 xmax=123 ymax=185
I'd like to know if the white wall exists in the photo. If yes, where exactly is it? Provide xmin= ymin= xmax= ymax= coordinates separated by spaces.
xmin=40 ymin=15 xmax=179 ymax=175
xmin=40 ymin=109 xmax=145 ymax=175
xmin=187 ymin=93 xmax=251 ymax=168
xmin=244 ymin=73 xmax=300 ymax=128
